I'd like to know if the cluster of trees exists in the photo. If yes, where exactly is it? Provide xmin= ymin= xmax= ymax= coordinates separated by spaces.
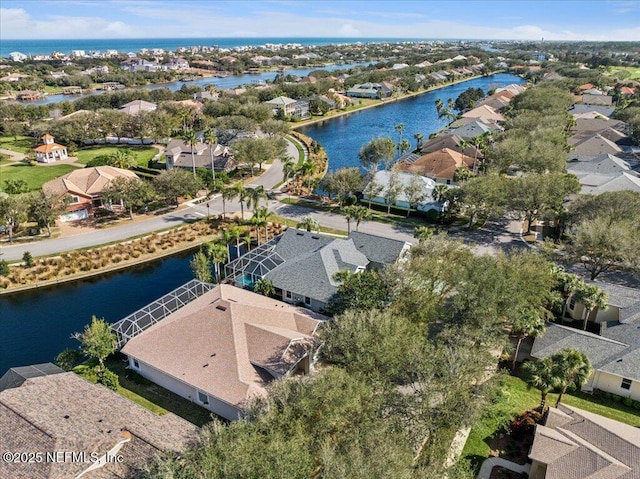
xmin=0 ymin=191 xmax=67 ymax=241
xmin=147 ymin=236 xmax=562 ymax=478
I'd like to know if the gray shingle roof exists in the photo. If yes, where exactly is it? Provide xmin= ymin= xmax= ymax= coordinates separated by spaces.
xmin=349 ymin=231 xmax=409 ymax=267
xmin=0 ymin=363 xmax=64 ymax=392
xmin=568 ymin=105 xmax=616 ymax=117
xmin=569 ymin=134 xmax=623 ymax=157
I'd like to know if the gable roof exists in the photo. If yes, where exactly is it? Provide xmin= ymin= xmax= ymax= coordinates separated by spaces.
xmin=265 ymin=96 xmax=297 ymax=106
xmin=443 ymin=119 xmax=502 ymax=139
xmin=118 ymin=99 xmax=157 ymax=115
xmin=366 ymin=169 xmax=438 ymax=205
xmin=420 ymin=134 xmax=484 ymax=159
xmin=569 ymin=134 xmax=623 ymax=158
xmin=582 ymin=94 xmax=613 ymax=106
xmin=461 ymin=104 xmax=505 ymax=122
xmin=349 ymin=231 xmax=409 ymax=266
xmin=568 ymin=104 xmax=616 ymax=118
xmin=42 ymin=166 xmax=139 ymax=199
xmin=122 ymin=285 xmax=323 ymax=407
xmin=0 ymin=372 xmax=196 ymax=479
xmin=399 ymin=147 xmax=475 ymax=180
xmin=529 ymin=404 xmax=640 ymax=479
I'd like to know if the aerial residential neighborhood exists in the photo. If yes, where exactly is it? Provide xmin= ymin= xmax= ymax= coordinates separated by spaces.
xmin=0 ymin=1 xmax=639 ymax=478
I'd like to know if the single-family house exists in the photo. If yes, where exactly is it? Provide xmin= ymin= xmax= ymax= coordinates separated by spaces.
xmin=265 ymin=96 xmax=309 ymax=119
xmin=7 ymin=51 xmax=27 ymax=62
xmin=0 ymin=367 xmax=196 ymax=479
xmin=225 ymin=228 xmax=409 ymax=312
xmin=362 ymin=170 xmax=442 ymax=213
xmin=582 ymin=94 xmax=613 ymax=106
xmin=346 ymin=83 xmax=392 ymax=99
xmin=528 ymin=404 xmax=640 ymax=479
xmin=118 ymin=99 xmax=157 ymax=115
xmin=42 ymin=166 xmax=140 ymax=222
xmin=34 ymin=134 xmax=68 ymax=163
xmin=420 ymin=134 xmax=484 ymax=160
xmin=461 ymin=104 xmax=505 ymax=122
xmin=398 ymin=148 xmax=475 ymax=184
xmin=568 ymin=104 xmax=616 ymax=118
xmin=120 ymin=284 xmax=324 ymax=420
xmin=566 ymin=154 xmax=640 ymax=195
xmin=442 ymin=119 xmax=502 ymax=139
xmin=569 ymin=134 xmax=624 ymax=158
xmin=531 ymin=282 xmax=640 ymax=401
xmin=164 ymin=139 xmax=234 ymax=172
xmin=120 ymin=57 xmax=160 ymax=72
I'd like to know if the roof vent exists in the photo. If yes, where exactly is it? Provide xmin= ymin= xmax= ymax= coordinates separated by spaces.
xmin=312 ymin=236 xmax=319 ymax=239
xmin=616 ymin=358 xmax=623 ymax=363
xmin=216 ymin=305 xmax=227 ymax=311
xmin=64 ymin=415 xmax=70 ymax=419
xmin=203 ymin=364 xmax=209 ymax=368
xmin=210 ymin=353 xmax=216 ymax=357
xmin=296 ymin=232 xmax=304 ymax=236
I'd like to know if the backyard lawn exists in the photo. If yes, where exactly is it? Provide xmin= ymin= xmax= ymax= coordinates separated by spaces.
xmin=74 ymin=355 xmax=214 ymax=427
xmin=75 ymin=146 xmax=159 ymax=166
xmin=1 ymin=163 xmax=78 ymax=191
xmin=461 ymin=374 xmax=640 ymax=469
xmin=0 ymin=135 xmax=35 ymax=153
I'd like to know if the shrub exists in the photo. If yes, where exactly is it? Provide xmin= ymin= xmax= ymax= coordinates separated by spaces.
xmin=633 ymin=401 xmax=640 ymax=410
xmin=55 ymin=348 xmax=82 ymax=371
xmin=97 ymin=368 xmax=120 ymax=391
xmin=0 ymin=260 xmax=9 ymax=276
xmin=612 ymin=394 xmax=622 ymax=403
xmin=22 ymin=251 xmax=35 ymax=268
xmin=602 ymin=391 xmax=612 ymax=399
xmin=623 ymin=397 xmax=633 ymax=407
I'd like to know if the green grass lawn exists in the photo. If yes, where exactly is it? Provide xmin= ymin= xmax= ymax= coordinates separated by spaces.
xmin=1 ymin=163 xmax=78 ymax=191
xmin=0 ymin=154 xmax=14 ymax=165
xmin=75 ymin=146 xmax=159 ymax=166
xmin=607 ymin=66 xmax=640 ymax=81
xmin=74 ymin=355 xmax=214 ymax=427
xmin=0 ymin=135 xmax=35 ymax=153
xmin=462 ymin=374 xmax=640 ymax=470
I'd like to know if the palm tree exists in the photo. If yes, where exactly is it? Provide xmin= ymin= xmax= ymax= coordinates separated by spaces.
xmin=394 ymin=123 xmax=405 ymax=146
xmin=342 ymin=206 xmax=354 ymax=234
xmin=413 ymin=226 xmax=434 ymax=243
xmin=413 ymin=132 xmax=424 ymax=150
xmin=558 ymin=272 xmax=586 ymax=322
xmin=576 ymin=284 xmax=607 ymax=331
xmin=398 ymin=139 xmax=411 ymax=154
xmin=232 ymin=182 xmax=247 ymax=220
xmin=551 ymin=348 xmax=592 ymax=407
xmin=227 ymin=225 xmax=244 ymax=259
xmin=246 ymin=185 xmax=267 ymax=212
xmin=298 ymin=161 xmax=317 ymax=194
xmin=254 ymin=278 xmax=275 ymax=297
xmin=522 ymin=357 xmax=560 ymax=412
xmin=221 ymin=186 xmax=236 ymax=219
xmin=184 ymin=129 xmax=198 ymax=177
xmin=108 ymin=149 xmax=136 ymax=169
xmin=253 ymin=206 xmax=274 ymax=243
xmin=297 ymin=215 xmax=319 ymax=233
xmin=203 ymin=128 xmax=218 ymax=186
xmin=511 ymin=307 xmax=547 ymax=370
xmin=343 ymin=205 xmax=370 ymax=232
xmin=432 ymin=184 xmax=449 ymax=205
xmin=208 ymin=242 xmax=229 ymax=283
xmin=434 ymin=98 xmax=443 ymax=114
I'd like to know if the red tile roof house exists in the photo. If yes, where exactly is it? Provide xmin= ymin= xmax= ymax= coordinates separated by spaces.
xmin=34 ymin=134 xmax=68 ymax=163
xmin=42 ymin=166 xmax=140 ymax=222
xmin=120 ymin=284 xmax=325 ymax=421
xmin=0 ymin=369 xmax=197 ymax=479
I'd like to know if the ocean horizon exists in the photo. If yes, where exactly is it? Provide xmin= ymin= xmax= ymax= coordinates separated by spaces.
xmin=0 ymin=36 xmax=487 ymax=58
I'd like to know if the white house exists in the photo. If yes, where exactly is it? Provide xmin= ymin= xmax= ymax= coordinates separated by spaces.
xmin=363 ymin=170 xmax=443 ymax=213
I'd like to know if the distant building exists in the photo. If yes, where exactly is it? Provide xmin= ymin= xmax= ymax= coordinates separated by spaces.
xmin=346 ymin=82 xmax=392 ymax=99
xmin=7 ymin=51 xmax=27 ymax=62
xmin=118 ymin=99 xmax=157 ymax=115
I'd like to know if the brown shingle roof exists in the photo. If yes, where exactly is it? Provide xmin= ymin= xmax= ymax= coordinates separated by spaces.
xmin=398 ymin=148 xmax=474 ymax=181
xmin=0 ymin=372 xmax=197 ymax=479
xmin=121 ymin=285 xmax=324 ymax=409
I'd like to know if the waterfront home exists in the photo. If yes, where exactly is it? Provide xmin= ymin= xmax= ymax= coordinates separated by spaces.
xmin=397 ymin=148 xmax=475 ymax=184
xmin=120 ymin=57 xmax=161 ymax=72
xmin=121 ymin=284 xmax=324 ymax=420
xmin=528 ymin=404 xmax=640 ymax=479
xmin=363 ymin=170 xmax=442 ymax=213
xmin=420 ymin=134 xmax=484 ymax=160
xmin=346 ymin=82 xmax=392 ymax=99
xmin=118 ymin=99 xmax=157 ymax=115
xmin=265 ymin=96 xmax=310 ymax=119
xmin=7 ymin=51 xmax=27 ymax=62
xmin=34 ymin=134 xmax=68 ymax=163
xmin=43 ymin=166 xmax=140 ymax=222
xmin=460 ymin=104 xmax=505 ymax=122
xmin=0 ymin=72 xmax=30 ymax=82
xmin=164 ymin=139 xmax=234 ymax=172
xmin=0 ymin=368 xmax=197 ymax=479
xmin=225 ymin=228 xmax=410 ymax=312
xmin=442 ymin=119 xmax=503 ymax=139
xmin=531 ymin=282 xmax=640 ymax=401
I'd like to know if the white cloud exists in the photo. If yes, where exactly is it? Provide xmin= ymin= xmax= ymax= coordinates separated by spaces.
xmin=339 ymin=23 xmax=361 ymax=36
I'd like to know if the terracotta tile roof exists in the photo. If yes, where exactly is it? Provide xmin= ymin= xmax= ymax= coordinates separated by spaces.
xmin=42 ymin=166 xmax=139 ymax=199
xmin=34 ymin=143 xmax=66 ymax=153
xmin=41 ymin=134 xmax=54 ymax=140
xmin=0 ymin=372 xmax=197 ymax=479
xmin=461 ymin=104 xmax=505 ymax=122
xmin=121 ymin=285 xmax=324 ymax=409
xmin=398 ymin=148 xmax=474 ymax=180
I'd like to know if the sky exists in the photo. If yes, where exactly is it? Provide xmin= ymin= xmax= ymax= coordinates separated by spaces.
xmin=1 ymin=0 xmax=639 ymax=41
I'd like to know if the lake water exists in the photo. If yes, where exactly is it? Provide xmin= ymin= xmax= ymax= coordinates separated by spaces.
xmin=23 ymin=63 xmax=370 ymax=106
xmin=0 ymin=73 xmax=524 ymax=374
xmin=298 ymin=73 xmax=524 ymax=172
xmin=0 ymin=251 xmax=194 ymax=374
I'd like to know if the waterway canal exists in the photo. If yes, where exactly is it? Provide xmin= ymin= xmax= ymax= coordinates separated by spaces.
xmin=0 ymin=73 xmax=524 ymax=373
